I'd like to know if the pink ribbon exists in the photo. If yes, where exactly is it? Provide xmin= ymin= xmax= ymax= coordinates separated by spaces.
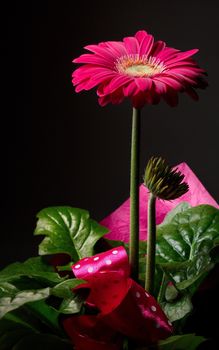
xmin=63 ymin=247 xmax=172 ymax=349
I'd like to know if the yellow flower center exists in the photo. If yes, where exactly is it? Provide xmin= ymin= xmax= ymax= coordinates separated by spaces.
xmin=116 ymin=54 xmax=165 ymax=77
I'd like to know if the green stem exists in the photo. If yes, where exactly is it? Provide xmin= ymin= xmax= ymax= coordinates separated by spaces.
xmin=129 ymin=107 xmax=141 ymax=281
xmin=145 ymin=193 xmax=156 ymax=294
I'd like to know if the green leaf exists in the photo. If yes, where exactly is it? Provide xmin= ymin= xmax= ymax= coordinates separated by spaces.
xmin=159 ymin=333 xmax=205 ymax=350
xmin=0 ymin=288 xmax=50 ymax=319
xmin=156 ymin=205 xmax=219 ymax=290
xmin=0 ymin=283 xmax=18 ymax=297
xmin=161 ymin=294 xmax=193 ymax=322
xmin=27 ymin=300 xmax=61 ymax=332
xmin=59 ymin=293 xmax=84 ymax=314
xmin=159 ymin=202 xmax=191 ymax=226
xmin=34 ymin=206 xmax=108 ymax=261
xmin=0 ymin=257 xmax=64 ymax=285
xmin=0 ymin=328 xmax=33 ymax=350
xmin=0 ymin=316 xmax=72 ymax=350
xmin=52 ymin=278 xmax=85 ymax=299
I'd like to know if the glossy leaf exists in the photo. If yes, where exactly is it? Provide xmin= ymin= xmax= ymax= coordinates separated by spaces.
xmin=156 ymin=205 xmax=219 ymax=289
xmin=159 ymin=333 xmax=205 ymax=350
xmin=0 ymin=288 xmax=50 ymax=319
xmin=159 ymin=202 xmax=191 ymax=226
xmin=161 ymin=294 xmax=193 ymax=322
xmin=59 ymin=293 xmax=84 ymax=314
xmin=0 ymin=257 xmax=64 ymax=285
xmin=0 ymin=316 xmax=72 ymax=350
xmin=52 ymin=278 xmax=85 ymax=299
xmin=34 ymin=206 xmax=108 ymax=261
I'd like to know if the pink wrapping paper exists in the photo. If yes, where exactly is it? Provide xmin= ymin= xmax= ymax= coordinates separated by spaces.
xmin=101 ymin=163 xmax=218 ymax=242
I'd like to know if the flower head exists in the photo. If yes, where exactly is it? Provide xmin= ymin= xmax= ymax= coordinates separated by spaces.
xmin=72 ymin=30 xmax=207 ymax=108
xmin=144 ymin=156 xmax=189 ymax=200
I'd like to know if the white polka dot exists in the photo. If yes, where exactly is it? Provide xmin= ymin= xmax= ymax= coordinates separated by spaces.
xmin=112 ymin=250 xmax=118 ymax=255
xmin=105 ymin=259 xmax=112 ymax=265
xmin=93 ymin=256 xmax=99 ymax=261
xmin=75 ymin=264 xmax=80 ymax=269
xmin=136 ymin=292 xmax=141 ymax=298
xmin=84 ymin=258 xmax=89 ymax=261
xmin=168 ymin=320 xmax=172 ymax=326
xmin=87 ymin=266 xmax=94 ymax=273
xmin=151 ymin=305 xmax=157 ymax=312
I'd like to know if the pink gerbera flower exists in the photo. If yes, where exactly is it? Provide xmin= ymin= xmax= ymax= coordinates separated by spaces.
xmin=72 ymin=30 xmax=207 ymax=108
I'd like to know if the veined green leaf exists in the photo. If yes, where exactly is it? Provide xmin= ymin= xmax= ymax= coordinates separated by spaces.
xmin=161 ymin=294 xmax=193 ymax=322
xmin=0 ymin=257 xmax=64 ymax=285
xmin=159 ymin=333 xmax=205 ymax=350
xmin=0 ymin=316 xmax=72 ymax=350
xmin=0 ymin=288 xmax=50 ymax=319
xmin=34 ymin=206 xmax=108 ymax=261
xmin=52 ymin=278 xmax=85 ymax=299
xmin=59 ymin=293 xmax=84 ymax=314
xmin=156 ymin=205 xmax=219 ymax=290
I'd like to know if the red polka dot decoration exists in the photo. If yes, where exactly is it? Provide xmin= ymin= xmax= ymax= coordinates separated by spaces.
xmin=63 ymin=246 xmax=172 ymax=349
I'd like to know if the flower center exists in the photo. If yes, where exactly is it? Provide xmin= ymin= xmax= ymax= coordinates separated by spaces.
xmin=116 ymin=54 xmax=166 ymax=77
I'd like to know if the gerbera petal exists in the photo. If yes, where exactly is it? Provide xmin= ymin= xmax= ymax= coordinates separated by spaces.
xmin=100 ymin=41 xmax=127 ymax=57
xmin=73 ymin=54 xmax=113 ymax=68
xmin=164 ymin=60 xmax=198 ymax=69
xmin=150 ymin=40 xmax=166 ymax=57
xmin=140 ymin=35 xmax=154 ymax=56
xmin=168 ymin=67 xmax=203 ymax=77
xmin=169 ymin=73 xmax=197 ymax=86
xmin=106 ymin=75 xmax=132 ymax=94
xmin=156 ymin=47 xmax=180 ymax=61
xmin=123 ymin=36 xmax=139 ymax=54
xmin=153 ymin=80 xmax=167 ymax=94
xmin=135 ymin=31 xmax=154 ymax=56
xmin=165 ymin=49 xmax=199 ymax=64
xmin=84 ymin=44 xmax=118 ymax=61
xmin=135 ymin=30 xmax=148 ymax=43
xmin=154 ymin=76 xmax=183 ymax=90
xmin=123 ymin=81 xmax=138 ymax=97
xmin=135 ymin=77 xmax=152 ymax=91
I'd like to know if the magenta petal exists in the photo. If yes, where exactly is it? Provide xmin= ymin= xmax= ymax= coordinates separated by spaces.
xmin=101 ymin=163 xmax=218 ymax=243
xmin=135 ymin=30 xmax=148 ymax=42
xmin=165 ymin=49 xmax=199 ymax=64
xmin=135 ymin=31 xmax=154 ymax=57
xmin=84 ymin=44 xmax=118 ymax=60
xmin=123 ymin=81 xmax=138 ymax=96
xmin=154 ymin=76 xmax=183 ymax=90
xmin=156 ymin=47 xmax=180 ymax=61
xmin=123 ymin=36 xmax=139 ymax=54
xmin=73 ymin=54 xmax=114 ymax=68
xmin=135 ymin=78 xmax=152 ymax=91
xmin=150 ymin=40 xmax=166 ymax=56
xmin=106 ymin=75 xmax=132 ymax=94
xmin=102 ymin=41 xmax=127 ymax=56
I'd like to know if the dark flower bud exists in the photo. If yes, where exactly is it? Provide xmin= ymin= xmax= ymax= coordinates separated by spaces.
xmin=144 ymin=156 xmax=189 ymax=200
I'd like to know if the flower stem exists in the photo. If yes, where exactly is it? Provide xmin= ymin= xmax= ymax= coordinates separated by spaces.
xmin=129 ymin=107 xmax=141 ymax=281
xmin=145 ymin=193 xmax=156 ymax=294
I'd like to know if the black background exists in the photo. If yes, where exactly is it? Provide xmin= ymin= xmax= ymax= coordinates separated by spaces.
xmin=4 ymin=1 xmax=219 ymax=347
xmin=5 ymin=1 xmax=219 ymax=266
